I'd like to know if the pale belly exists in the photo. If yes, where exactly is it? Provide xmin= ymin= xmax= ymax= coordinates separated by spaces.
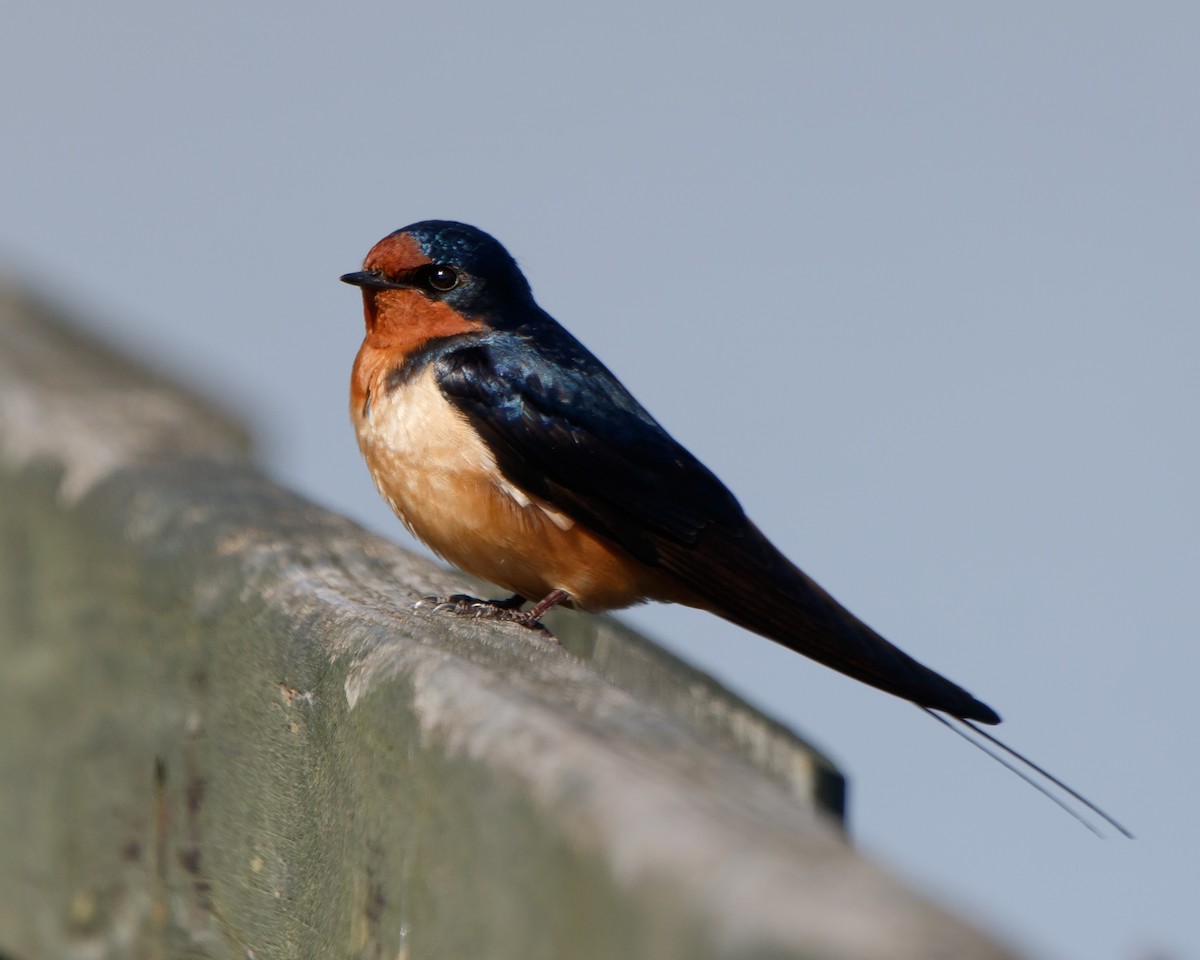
xmin=353 ymin=367 xmax=673 ymax=611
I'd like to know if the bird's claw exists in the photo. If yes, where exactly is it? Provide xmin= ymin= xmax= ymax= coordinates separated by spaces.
xmin=413 ymin=594 xmax=559 ymax=641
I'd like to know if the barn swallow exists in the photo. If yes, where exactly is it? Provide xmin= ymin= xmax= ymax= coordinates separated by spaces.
xmin=343 ymin=221 xmax=1129 ymax=834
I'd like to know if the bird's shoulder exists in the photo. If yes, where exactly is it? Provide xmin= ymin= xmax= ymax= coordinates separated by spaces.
xmin=421 ymin=328 xmax=747 ymax=553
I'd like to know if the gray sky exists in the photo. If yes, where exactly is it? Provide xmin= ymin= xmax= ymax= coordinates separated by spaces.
xmin=4 ymin=3 xmax=1196 ymax=957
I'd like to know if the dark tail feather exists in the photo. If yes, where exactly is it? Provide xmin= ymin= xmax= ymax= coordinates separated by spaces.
xmin=703 ymin=559 xmax=1003 ymax=723
xmin=657 ymin=526 xmax=1003 ymax=723
xmin=921 ymin=707 xmax=1133 ymax=838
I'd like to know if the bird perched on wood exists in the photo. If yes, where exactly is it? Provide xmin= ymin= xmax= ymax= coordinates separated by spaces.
xmin=342 ymin=220 xmax=1128 ymax=835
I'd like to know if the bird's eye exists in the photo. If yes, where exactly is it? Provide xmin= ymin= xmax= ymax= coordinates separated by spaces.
xmin=422 ymin=264 xmax=460 ymax=293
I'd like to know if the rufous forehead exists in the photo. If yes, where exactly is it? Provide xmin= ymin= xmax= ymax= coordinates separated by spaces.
xmin=362 ymin=232 xmax=431 ymax=276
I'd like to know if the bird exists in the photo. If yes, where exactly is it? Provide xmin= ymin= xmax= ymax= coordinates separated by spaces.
xmin=342 ymin=220 xmax=1129 ymax=835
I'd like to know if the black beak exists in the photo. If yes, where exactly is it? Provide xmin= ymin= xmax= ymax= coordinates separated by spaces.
xmin=340 ymin=270 xmax=407 ymax=290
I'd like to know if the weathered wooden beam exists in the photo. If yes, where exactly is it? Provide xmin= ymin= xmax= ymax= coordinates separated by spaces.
xmin=0 ymin=286 xmax=1017 ymax=959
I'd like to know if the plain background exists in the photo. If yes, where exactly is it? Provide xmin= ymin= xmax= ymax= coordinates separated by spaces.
xmin=3 ymin=3 xmax=1196 ymax=958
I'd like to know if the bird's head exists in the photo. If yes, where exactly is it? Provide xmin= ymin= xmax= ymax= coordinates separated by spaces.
xmin=341 ymin=221 xmax=534 ymax=339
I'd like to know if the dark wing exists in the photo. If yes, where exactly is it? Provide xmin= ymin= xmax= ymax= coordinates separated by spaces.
xmin=433 ymin=333 xmax=750 ymax=555
xmin=436 ymin=334 xmax=999 ymax=724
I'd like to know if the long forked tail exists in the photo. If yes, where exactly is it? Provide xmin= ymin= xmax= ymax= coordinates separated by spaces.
xmin=921 ymin=707 xmax=1133 ymax=838
xmin=664 ymin=527 xmax=1005 ymax=724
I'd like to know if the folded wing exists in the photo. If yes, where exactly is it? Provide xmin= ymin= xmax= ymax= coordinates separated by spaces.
xmin=435 ymin=333 xmax=1000 ymax=724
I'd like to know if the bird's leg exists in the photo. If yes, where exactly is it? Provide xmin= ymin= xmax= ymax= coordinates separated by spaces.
xmin=517 ymin=588 xmax=569 ymax=625
xmin=415 ymin=589 xmax=569 ymax=641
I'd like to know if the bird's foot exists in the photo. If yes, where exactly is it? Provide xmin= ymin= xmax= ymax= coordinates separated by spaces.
xmin=414 ymin=593 xmax=522 ymax=615
xmin=414 ymin=593 xmax=560 ymax=641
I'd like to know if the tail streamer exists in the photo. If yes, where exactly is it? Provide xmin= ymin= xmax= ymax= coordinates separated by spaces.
xmin=920 ymin=707 xmax=1133 ymax=838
